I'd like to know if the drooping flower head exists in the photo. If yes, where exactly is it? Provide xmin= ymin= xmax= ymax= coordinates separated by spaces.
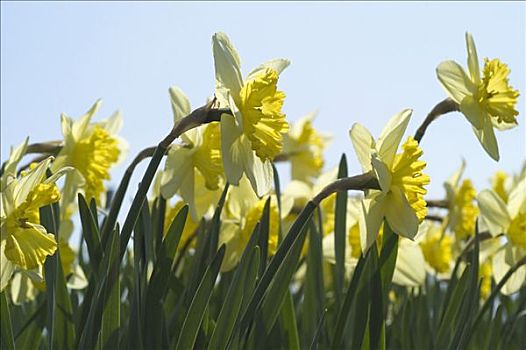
xmin=212 ymin=32 xmax=290 ymax=196
xmin=350 ymin=109 xmax=430 ymax=251
xmin=1 ymin=157 xmax=69 ymax=278
xmin=161 ymin=86 xmax=224 ymax=219
xmin=436 ymin=32 xmax=520 ymax=161
xmin=52 ymin=100 xmax=126 ymax=205
xmin=283 ymin=112 xmax=331 ymax=185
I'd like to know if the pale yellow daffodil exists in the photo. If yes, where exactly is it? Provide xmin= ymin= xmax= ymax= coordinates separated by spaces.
xmin=219 ymin=176 xmax=292 ymax=272
xmin=52 ymin=100 xmax=127 ymax=206
xmin=350 ymin=109 xmax=430 ymax=251
xmin=212 ymin=32 xmax=290 ymax=196
xmin=477 ymin=178 xmax=526 ymax=294
xmin=436 ymin=33 xmax=520 ymax=161
xmin=283 ymin=112 xmax=331 ymax=185
xmin=420 ymin=224 xmax=453 ymax=274
xmin=161 ymin=86 xmax=224 ymax=219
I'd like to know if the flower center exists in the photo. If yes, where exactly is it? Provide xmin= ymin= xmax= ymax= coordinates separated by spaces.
xmin=477 ymin=58 xmax=519 ymax=125
xmin=420 ymin=230 xmax=452 ymax=273
xmin=508 ymin=212 xmax=526 ymax=248
xmin=71 ymin=125 xmax=120 ymax=202
xmin=391 ymin=137 xmax=430 ymax=222
xmin=193 ymin=123 xmax=223 ymax=190
xmin=239 ymin=69 xmax=288 ymax=160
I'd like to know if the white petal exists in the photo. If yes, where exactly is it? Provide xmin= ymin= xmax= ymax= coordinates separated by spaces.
xmin=349 ymin=123 xmax=374 ymax=173
xmin=377 ymin=109 xmax=411 ymax=167
xmin=14 ymin=157 xmax=53 ymax=207
xmin=0 ymin=240 xmax=14 ymax=291
xmin=160 ymin=147 xmax=194 ymax=199
xmin=72 ymin=100 xmax=101 ymax=140
xmin=493 ymin=246 xmax=526 ymax=295
xmin=477 ymin=189 xmax=511 ymax=236
xmin=243 ymin=150 xmax=273 ymax=197
xmin=436 ymin=60 xmax=475 ymax=104
xmin=212 ymin=32 xmax=243 ymax=107
xmin=103 ymin=111 xmax=124 ymax=134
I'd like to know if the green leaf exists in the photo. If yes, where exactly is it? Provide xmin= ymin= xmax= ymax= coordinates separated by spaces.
xmin=257 ymin=197 xmax=271 ymax=277
xmin=207 ymin=183 xmax=230 ymax=264
xmin=1 ymin=292 xmax=14 ymax=350
xmin=279 ymin=292 xmax=300 ymax=350
xmin=78 ymin=193 xmax=102 ymax=274
xmin=334 ymin=154 xmax=348 ymax=305
xmin=175 ymin=245 xmax=225 ymax=350
xmin=101 ymin=227 xmax=120 ymax=350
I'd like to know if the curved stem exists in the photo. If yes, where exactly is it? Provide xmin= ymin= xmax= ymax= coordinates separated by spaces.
xmin=312 ymin=171 xmax=380 ymax=205
xmin=414 ymin=98 xmax=459 ymax=143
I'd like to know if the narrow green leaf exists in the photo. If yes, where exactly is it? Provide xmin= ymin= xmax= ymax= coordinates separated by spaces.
xmin=309 ymin=309 xmax=327 ymax=350
xmin=280 ymin=292 xmax=300 ymax=350
xmin=175 ymin=245 xmax=225 ymax=350
xmin=101 ymin=227 xmax=120 ymax=350
xmin=257 ymin=197 xmax=271 ymax=276
xmin=78 ymin=193 xmax=102 ymax=273
xmin=334 ymin=154 xmax=348 ymax=305
xmin=207 ymin=183 xmax=230 ymax=264
xmin=0 ymin=292 xmax=14 ymax=350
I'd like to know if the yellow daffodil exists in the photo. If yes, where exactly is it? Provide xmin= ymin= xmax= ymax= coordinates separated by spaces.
xmin=436 ymin=33 xmax=520 ymax=161
xmin=1 ymin=158 xmax=69 ymax=281
xmin=491 ymin=170 xmax=511 ymax=203
xmin=477 ymin=178 xmax=526 ymax=294
xmin=350 ymin=109 xmax=430 ymax=251
xmin=212 ymin=32 xmax=290 ymax=196
xmin=283 ymin=112 xmax=331 ymax=184
xmin=164 ymin=200 xmax=200 ymax=250
xmin=52 ymin=100 xmax=126 ymax=206
xmin=161 ymin=86 xmax=224 ymax=219
xmin=219 ymin=176 xmax=292 ymax=271
xmin=420 ymin=225 xmax=453 ymax=274
xmin=479 ymin=259 xmax=493 ymax=300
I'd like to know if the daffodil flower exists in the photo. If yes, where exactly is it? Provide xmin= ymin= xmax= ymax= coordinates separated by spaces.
xmin=477 ymin=178 xmax=526 ymax=294
xmin=436 ymin=33 xmax=520 ymax=161
xmin=219 ymin=176 xmax=292 ymax=271
xmin=419 ymin=224 xmax=453 ymax=274
xmin=283 ymin=112 xmax=331 ymax=184
xmin=1 ymin=158 xmax=69 ymax=283
xmin=212 ymin=32 xmax=290 ymax=196
xmin=51 ymin=100 xmax=126 ymax=206
xmin=161 ymin=86 xmax=224 ymax=220
xmin=350 ymin=109 xmax=430 ymax=251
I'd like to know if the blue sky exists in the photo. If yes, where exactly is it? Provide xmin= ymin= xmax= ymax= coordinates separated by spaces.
xmin=1 ymin=2 xmax=525 ymax=199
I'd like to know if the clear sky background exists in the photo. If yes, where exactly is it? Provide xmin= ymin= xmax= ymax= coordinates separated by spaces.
xmin=1 ymin=2 xmax=525 ymax=201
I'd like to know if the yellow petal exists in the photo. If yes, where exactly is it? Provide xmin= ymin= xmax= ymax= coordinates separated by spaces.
xmin=507 ymin=178 xmax=526 ymax=219
xmin=169 ymin=85 xmax=191 ymax=123
xmin=436 ymin=60 xmax=474 ymax=104
xmin=5 ymin=224 xmax=57 ymax=270
xmin=493 ymin=247 xmax=526 ymax=295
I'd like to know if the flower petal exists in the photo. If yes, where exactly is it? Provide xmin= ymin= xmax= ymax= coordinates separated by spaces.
xmin=359 ymin=192 xmax=386 ymax=252
xmin=436 ymin=60 xmax=474 ymax=104
xmin=243 ymin=148 xmax=273 ymax=197
xmin=246 ymin=58 xmax=290 ymax=81
xmin=72 ymin=100 xmax=101 ymax=140
xmin=384 ymin=188 xmax=419 ymax=239
xmin=472 ymin=117 xmax=499 ymax=161
xmin=5 ymin=224 xmax=57 ymax=270
xmin=220 ymin=115 xmax=245 ymax=186
xmin=0 ymin=240 xmax=15 ymax=291
xmin=465 ymin=32 xmax=480 ymax=84
xmin=459 ymin=95 xmax=484 ymax=130
xmin=493 ymin=246 xmax=526 ymax=295
xmin=14 ymin=157 xmax=53 ymax=207
xmin=392 ymin=238 xmax=426 ymax=287
xmin=507 ymin=178 xmax=526 ymax=219
xmin=371 ymin=154 xmax=392 ymax=192
xmin=349 ymin=123 xmax=375 ymax=173
xmin=377 ymin=109 xmax=412 ymax=167
xmin=212 ymin=32 xmax=243 ymax=107
xmin=169 ymin=85 xmax=192 ymax=123
xmin=160 ymin=146 xmax=194 ymax=199
xmin=477 ymin=189 xmax=511 ymax=236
